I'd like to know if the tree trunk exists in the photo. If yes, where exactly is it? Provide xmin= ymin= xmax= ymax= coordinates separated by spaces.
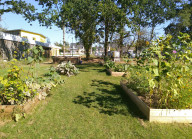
xmin=119 ymin=30 xmax=124 ymax=57
xmin=85 ymin=48 xmax=90 ymax=60
xmin=119 ymin=21 xmax=124 ymax=57
xmin=104 ymin=19 xmax=109 ymax=57
xmin=150 ymin=25 xmax=155 ymax=41
xmin=83 ymin=39 xmax=91 ymax=60
xmin=62 ymin=26 xmax=65 ymax=56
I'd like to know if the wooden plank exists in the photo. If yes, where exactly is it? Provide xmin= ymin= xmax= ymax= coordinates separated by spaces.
xmin=120 ymin=81 xmax=192 ymax=123
xmin=107 ymin=69 xmax=125 ymax=77
xmin=120 ymin=81 xmax=150 ymax=119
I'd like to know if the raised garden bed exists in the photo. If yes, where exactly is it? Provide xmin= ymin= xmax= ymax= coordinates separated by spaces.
xmin=107 ymin=69 xmax=125 ymax=77
xmin=0 ymin=95 xmax=41 ymax=120
xmin=52 ymin=56 xmax=81 ymax=64
xmin=120 ymin=81 xmax=192 ymax=123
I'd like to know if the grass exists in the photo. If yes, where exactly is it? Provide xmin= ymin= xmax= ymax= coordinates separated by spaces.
xmin=0 ymin=62 xmax=192 ymax=138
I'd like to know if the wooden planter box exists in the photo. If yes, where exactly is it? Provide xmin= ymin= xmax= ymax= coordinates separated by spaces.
xmin=107 ymin=69 xmax=125 ymax=77
xmin=0 ymin=96 xmax=40 ymax=119
xmin=120 ymin=81 xmax=192 ymax=123
xmin=52 ymin=56 xmax=81 ymax=64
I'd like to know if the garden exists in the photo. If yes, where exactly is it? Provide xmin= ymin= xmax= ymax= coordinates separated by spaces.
xmin=0 ymin=0 xmax=192 ymax=138
xmin=0 ymin=34 xmax=192 ymax=138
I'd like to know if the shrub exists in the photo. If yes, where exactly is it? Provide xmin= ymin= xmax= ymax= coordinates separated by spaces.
xmin=56 ymin=61 xmax=79 ymax=76
xmin=104 ymin=60 xmax=129 ymax=72
xmin=104 ymin=60 xmax=115 ymax=69
xmin=0 ymin=62 xmax=34 ymax=105
xmin=127 ymin=33 xmax=192 ymax=109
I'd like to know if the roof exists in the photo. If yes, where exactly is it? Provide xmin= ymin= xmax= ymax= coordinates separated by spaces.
xmin=4 ymin=29 xmax=46 ymax=39
xmin=108 ymin=43 xmax=118 ymax=48
xmin=70 ymin=43 xmax=84 ymax=49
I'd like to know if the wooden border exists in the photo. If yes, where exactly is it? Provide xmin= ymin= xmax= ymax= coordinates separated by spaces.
xmin=0 ymin=95 xmax=40 ymax=119
xmin=120 ymin=81 xmax=192 ymax=123
xmin=107 ymin=69 xmax=125 ymax=77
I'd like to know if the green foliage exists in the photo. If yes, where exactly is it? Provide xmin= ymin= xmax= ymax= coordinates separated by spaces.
xmin=68 ymin=0 xmax=99 ymax=59
xmin=104 ymin=60 xmax=129 ymax=72
xmin=104 ymin=60 xmax=115 ymax=69
xmin=27 ymin=46 xmax=44 ymax=64
xmin=0 ymin=60 xmax=34 ymax=105
xmin=0 ymin=0 xmax=36 ymax=22
xmin=133 ymin=33 xmax=192 ymax=109
xmin=56 ymin=61 xmax=79 ymax=76
xmin=126 ymin=66 xmax=149 ymax=96
xmin=27 ymin=45 xmax=44 ymax=78
xmin=44 ymin=66 xmax=64 ymax=84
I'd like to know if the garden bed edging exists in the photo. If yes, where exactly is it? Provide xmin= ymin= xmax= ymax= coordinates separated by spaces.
xmin=0 ymin=94 xmax=42 ymax=120
xmin=107 ymin=69 xmax=125 ymax=77
xmin=120 ymin=81 xmax=192 ymax=123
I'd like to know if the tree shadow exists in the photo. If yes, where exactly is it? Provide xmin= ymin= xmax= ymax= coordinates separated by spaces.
xmin=76 ymin=63 xmax=105 ymax=73
xmin=73 ymin=79 xmax=145 ymax=119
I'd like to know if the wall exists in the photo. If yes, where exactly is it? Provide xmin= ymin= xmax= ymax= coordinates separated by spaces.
xmin=0 ymin=39 xmax=33 ymax=60
xmin=21 ymin=31 xmax=46 ymax=43
xmin=0 ymin=32 xmax=52 ymax=60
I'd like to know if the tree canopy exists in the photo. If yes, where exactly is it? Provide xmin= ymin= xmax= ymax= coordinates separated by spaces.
xmin=1 ymin=0 xmax=189 ymax=58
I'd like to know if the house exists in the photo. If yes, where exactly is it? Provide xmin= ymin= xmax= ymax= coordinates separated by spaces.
xmin=0 ymin=31 xmax=60 ymax=60
xmin=50 ymin=45 xmax=61 ymax=56
xmin=4 ymin=29 xmax=46 ymax=43
xmin=70 ymin=43 xmax=85 ymax=55
xmin=108 ymin=43 xmax=119 ymax=51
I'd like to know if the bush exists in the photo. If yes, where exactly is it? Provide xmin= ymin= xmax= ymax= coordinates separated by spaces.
xmin=126 ymin=33 xmax=192 ymax=109
xmin=56 ymin=61 xmax=79 ymax=76
xmin=0 ymin=64 xmax=34 ymax=105
xmin=104 ymin=60 xmax=129 ymax=72
xmin=104 ymin=60 xmax=115 ymax=69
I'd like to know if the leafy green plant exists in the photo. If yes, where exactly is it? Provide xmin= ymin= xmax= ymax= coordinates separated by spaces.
xmin=114 ymin=64 xmax=129 ymax=72
xmin=104 ymin=60 xmax=115 ymax=69
xmin=126 ymin=66 xmax=149 ymax=96
xmin=27 ymin=45 xmax=44 ymax=78
xmin=56 ymin=61 xmax=79 ymax=76
xmin=44 ymin=66 xmax=64 ymax=84
xmin=0 ymin=60 xmax=34 ymax=105
xmin=104 ymin=60 xmax=129 ymax=72
xmin=136 ymin=33 xmax=192 ymax=109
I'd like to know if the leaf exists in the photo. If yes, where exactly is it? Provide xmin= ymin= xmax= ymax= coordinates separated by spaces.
xmin=15 ymin=114 xmax=21 ymax=122
xmin=153 ymin=68 xmax=159 ymax=76
xmin=148 ymin=79 xmax=155 ymax=88
xmin=173 ymin=89 xmax=178 ymax=97
xmin=28 ymin=57 xmax=34 ymax=64
xmin=153 ymin=59 xmax=158 ymax=66
xmin=33 ymin=49 xmax=38 ymax=54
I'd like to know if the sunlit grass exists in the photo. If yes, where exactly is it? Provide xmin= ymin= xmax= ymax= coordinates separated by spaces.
xmin=0 ymin=62 xmax=192 ymax=138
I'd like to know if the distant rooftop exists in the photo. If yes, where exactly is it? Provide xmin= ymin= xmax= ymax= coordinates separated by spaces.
xmin=4 ymin=29 xmax=46 ymax=38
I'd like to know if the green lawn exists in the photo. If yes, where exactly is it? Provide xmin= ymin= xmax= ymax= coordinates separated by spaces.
xmin=0 ymin=63 xmax=192 ymax=138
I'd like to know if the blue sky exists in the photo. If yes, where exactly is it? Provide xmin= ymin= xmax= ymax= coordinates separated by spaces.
xmin=0 ymin=0 xmax=169 ymax=46
xmin=1 ymin=12 xmax=76 ymax=44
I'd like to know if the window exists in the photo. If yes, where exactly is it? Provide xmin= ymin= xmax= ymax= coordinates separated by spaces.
xmin=22 ymin=36 xmax=27 ymax=39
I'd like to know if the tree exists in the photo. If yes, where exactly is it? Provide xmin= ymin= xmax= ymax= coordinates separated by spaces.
xmin=68 ymin=0 xmax=99 ymax=59
xmin=36 ymin=0 xmax=71 ymax=56
xmin=165 ymin=1 xmax=192 ymax=39
xmin=0 ymin=0 xmax=36 ymax=21
xmin=54 ymin=41 xmax=69 ymax=52
xmin=98 ymin=0 xmax=122 ymax=57
xmin=122 ymin=0 xmax=178 ymax=56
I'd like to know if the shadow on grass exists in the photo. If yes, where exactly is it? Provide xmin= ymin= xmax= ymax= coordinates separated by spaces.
xmin=77 ymin=63 xmax=105 ymax=73
xmin=73 ymin=79 xmax=145 ymax=119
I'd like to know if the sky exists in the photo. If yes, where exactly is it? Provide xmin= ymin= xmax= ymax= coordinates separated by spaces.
xmin=1 ymin=12 xmax=76 ymax=45
xmin=0 ymin=0 xmax=169 ymax=46
xmin=0 ymin=0 xmax=76 ymax=45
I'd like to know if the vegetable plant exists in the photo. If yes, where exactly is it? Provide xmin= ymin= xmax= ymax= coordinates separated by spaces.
xmin=135 ymin=33 xmax=192 ymax=109
xmin=56 ymin=61 xmax=79 ymax=76
xmin=0 ymin=59 xmax=34 ymax=105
